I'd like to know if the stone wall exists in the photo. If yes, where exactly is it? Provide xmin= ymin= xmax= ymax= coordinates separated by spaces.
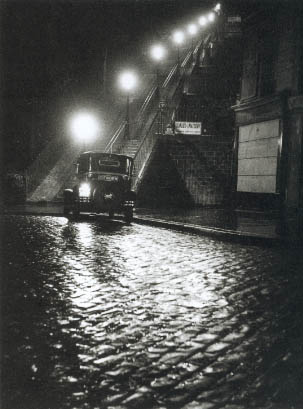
xmin=275 ymin=11 xmax=297 ymax=94
xmin=137 ymin=135 xmax=233 ymax=208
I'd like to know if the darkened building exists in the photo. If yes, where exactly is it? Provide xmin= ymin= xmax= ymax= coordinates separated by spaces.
xmin=232 ymin=2 xmax=303 ymax=235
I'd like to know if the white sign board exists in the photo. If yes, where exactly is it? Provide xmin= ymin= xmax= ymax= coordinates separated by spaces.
xmin=227 ymin=16 xmax=241 ymax=23
xmin=237 ymin=119 xmax=280 ymax=193
xmin=175 ymin=121 xmax=201 ymax=135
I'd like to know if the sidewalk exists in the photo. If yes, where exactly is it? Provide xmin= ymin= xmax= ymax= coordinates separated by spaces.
xmin=134 ymin=207 xmax=286 ymax=246
xmin=2 ymin=201 xmax=292 ymax=246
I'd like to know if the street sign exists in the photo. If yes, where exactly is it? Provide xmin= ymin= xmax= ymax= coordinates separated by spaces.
xmin=175 ymin=121 xmax=201 ymax=135
xmin=227 ymin=16 xmax=241 ymax=23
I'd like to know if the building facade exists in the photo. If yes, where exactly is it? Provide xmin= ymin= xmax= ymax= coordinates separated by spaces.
xmin=233 ymin=3 xmax=303 ymax=236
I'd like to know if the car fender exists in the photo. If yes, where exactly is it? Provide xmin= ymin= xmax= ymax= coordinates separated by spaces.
xmin=127 ymin=190 xmax=136 ymax=201
xmin=64 ymin=189 xmax=74 ymax=203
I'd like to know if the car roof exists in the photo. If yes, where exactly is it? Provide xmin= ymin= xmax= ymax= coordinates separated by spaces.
xmin=80 ymin=151 xmax=133 ymax=161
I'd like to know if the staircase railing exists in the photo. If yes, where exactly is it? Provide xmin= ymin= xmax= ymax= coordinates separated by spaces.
xmin=131 ymin=41 xmax=203 ymax=192
xmin=104 ymin=39 xmax=202 ymax=153
xmin=104 ymin=121 xmax=126 ymax=154
xmin=104 ymin=39 xmax=203 ymax=158
xmin=104 ymin=83 xmax=159 ymax=153
xmin=132 ymin=76 xmax=185 ymax=192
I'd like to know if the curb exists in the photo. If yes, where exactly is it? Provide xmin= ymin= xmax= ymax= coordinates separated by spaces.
xmin=133 ymin=216 xmax=283 ymax=247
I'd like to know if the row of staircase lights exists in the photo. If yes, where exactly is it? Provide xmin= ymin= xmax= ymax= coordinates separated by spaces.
xmin=120 ymin=3 xmax=221 ymax=92
xmin=69 ymin=4 xmax=221 ymax=145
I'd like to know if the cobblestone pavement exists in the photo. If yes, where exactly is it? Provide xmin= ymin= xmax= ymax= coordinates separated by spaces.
xmin=1 ymin=215 xmax=303 ymax=409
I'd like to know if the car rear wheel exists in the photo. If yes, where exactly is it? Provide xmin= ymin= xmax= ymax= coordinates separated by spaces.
xmin=124 ymin=208 xmax=133 ymax=223
xmin=63 ymin=189 xmax=73 ymax=215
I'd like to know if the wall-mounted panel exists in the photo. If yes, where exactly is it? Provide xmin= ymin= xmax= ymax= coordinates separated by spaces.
xmin=237 ymin=175 xmax=277 ymax=193
xmin=238 ymin=157 xmax=277 ymax=176
xmin=237 ymin=119 xmax=280 ymax=193
xmin=239 ymin=119 xmax=280 ymax=142
xmin=238 ymin=137 xmax=278 ymax=159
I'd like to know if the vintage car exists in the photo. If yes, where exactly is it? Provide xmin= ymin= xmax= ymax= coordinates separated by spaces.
xmin=64 ymin=151 xmax=136 ymax=222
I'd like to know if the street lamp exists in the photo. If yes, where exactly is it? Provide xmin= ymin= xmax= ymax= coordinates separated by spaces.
xmin=69 ymin=111 xmax=100 ymax=150
xmin=150 ymin=43 xmax=166 ymax=62
xmin=173 ymin=30 xmax=184 ymax=69
xmin=214 ymin=3 xmax=221 ymax=13
xmin=208 ymin=12 xmax=216 ymax=22
xmin=198 ymin=16 xmax=207 ymax=27
xmin=187 ymin=23 xmax=198 ymax=54
xmin=150 ymin=43 xmax=166 ymax=96
xmin=118 ymin=70 xmax=137 ymax=140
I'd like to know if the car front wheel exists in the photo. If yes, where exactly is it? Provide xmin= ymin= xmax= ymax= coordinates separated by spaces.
xmin=63 ymin=206 xmax=70 ymax=215
xmin=72 ymin=203 xmax=80 ymax=216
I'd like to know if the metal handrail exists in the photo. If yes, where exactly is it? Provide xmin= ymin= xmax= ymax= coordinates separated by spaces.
xmin=104 ymin=48 xmax=193 ymax=154
xmin=137 ymin=85 xmax=158 ymax=117
xmin=104 ymin=86 xmax=159 ymax=153
xmin=106 ymin=37 xmax=205 ymax=183
xmin=162 ymin=64 xmax=178 ymax=88
xmin=131 ymin=42 xmax=204 ymax=191
xmin=132 ymin=77 xmax=186 ymax=192
xmin=104 ymin=121 xmax=126 ymax=153
xmin=132 ymin=114 xmax=160 ymax=191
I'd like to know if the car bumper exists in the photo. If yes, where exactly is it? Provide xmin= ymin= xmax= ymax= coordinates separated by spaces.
xmin=76 ymin=197 xmax=134 ymax=212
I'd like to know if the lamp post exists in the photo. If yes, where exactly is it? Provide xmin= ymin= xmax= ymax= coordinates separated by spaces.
xmin=173 ymin=30 xmax=184 ymax=70
xmin=150 ymin=43 xmax=166 ymax=98
xmin=118 ymin=70 xmax=137 ymax=140
xmin=69 ymin=111 xmax=100 ymax=151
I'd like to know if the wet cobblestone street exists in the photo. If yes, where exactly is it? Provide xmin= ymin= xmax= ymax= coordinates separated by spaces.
xmin=1 ymin=215 xmax=303 ymax=409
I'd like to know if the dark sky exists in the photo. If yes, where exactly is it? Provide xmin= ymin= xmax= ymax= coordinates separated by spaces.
xmin=1 ymin=0 xmax=215 ymax=99
xmin=2 ymin=0 xmax=274 ymax=103
xmin=1 ymin=0 xmax=295 ymax=99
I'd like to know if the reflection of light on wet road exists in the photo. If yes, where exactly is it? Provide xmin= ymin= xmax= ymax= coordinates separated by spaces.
xmin=76 ymin=222 xmax=94 ymax=247
xmin=37 ymin=220 xmax=248 ymax=362
xmin=58 ymin=221 xmax=135 ymax=380
xmin=115 ymin=230 xmax=231 ymax=324
xmin=58 ymin=223 xmax=234 ymax=360
xmin=7 ymin=216 xmax=303 ymax=408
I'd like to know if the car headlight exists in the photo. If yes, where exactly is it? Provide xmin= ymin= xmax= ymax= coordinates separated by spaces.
xmin=79 ymin=182 xmax=91 ymax=197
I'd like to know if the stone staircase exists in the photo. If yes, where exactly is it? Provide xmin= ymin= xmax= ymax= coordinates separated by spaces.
xmin=120 ymin=139 xmax=141 ymax=158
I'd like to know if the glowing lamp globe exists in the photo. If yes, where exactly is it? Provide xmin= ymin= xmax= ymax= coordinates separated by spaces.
xmin=151 ymin=44 xmax=166 ymax=61
xmin=70 ymin=112 xmax=100 ymax=143
xmin=188 ymin=24 xmax=198 ymax=36
xmin=119 ymin=71 xmax=137 ymax=92
xmin=173 ymin=30 xmax=184 ymax=45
